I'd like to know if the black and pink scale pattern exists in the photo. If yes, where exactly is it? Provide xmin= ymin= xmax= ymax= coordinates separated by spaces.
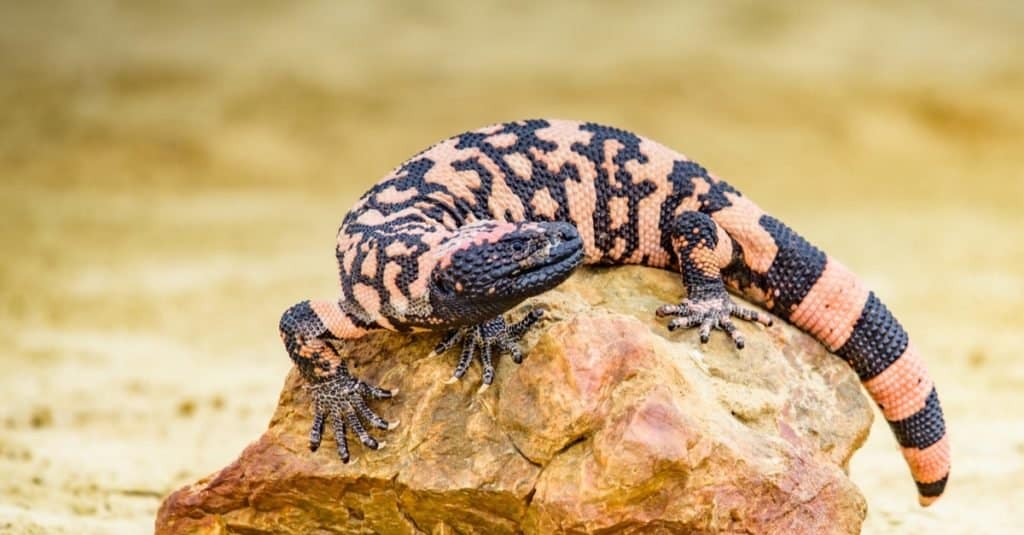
xmin=276 ymin=119 xmax=949 ymax=504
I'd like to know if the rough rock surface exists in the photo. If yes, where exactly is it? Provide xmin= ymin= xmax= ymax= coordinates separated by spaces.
xmin=156 ymin=266 xmax=873 ymax=534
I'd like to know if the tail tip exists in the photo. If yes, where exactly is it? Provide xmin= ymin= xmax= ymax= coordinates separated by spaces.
xmin=915 ymin=474 xmax=948 ymax=507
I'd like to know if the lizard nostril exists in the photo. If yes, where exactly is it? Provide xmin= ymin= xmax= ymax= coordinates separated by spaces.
xmin=561 ymin=223 xmax=576 ymax=240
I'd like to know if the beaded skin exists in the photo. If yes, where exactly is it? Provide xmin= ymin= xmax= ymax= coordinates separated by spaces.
xmin=278 ymin=119 xmax=948 ymax=505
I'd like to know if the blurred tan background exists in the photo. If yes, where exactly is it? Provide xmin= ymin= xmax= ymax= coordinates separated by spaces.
xmin=1 ymin=1 xmax=1022 ymax=533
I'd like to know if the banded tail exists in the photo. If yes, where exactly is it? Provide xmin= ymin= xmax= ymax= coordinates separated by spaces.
xmin=733 ymin=213 xmax=951 ymax=506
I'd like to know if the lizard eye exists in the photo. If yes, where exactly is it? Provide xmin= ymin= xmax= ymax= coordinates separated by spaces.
xmin=436 ymin=274 xmax=457 ymax=295
xmin=511 ymin=240 xmax=526 ymax=253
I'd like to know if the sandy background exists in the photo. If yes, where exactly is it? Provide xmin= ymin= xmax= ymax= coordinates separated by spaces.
xmin=1 ymin=2 xmax=1022 ymax=533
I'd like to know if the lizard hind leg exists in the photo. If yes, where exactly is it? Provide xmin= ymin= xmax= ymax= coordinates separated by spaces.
xmin=279 ymin=300 xmax=397 ymax=463
xmin=656 ymin=211 xmax=772 ymax=348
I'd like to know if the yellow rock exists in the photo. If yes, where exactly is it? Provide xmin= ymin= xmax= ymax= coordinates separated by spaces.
xmin=157 ymin=266 xmax=872 ymax=534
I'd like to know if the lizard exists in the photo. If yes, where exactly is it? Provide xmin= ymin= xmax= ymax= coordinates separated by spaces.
xmin=278 ymin=119 xmax=949 ymax=506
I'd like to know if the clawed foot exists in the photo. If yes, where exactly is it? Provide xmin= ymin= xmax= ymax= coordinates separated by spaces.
xmin=432 ymin=308 xmax=544 ymax=393
xmin=307 ymin=369 xmax=398 ymax=463
xmin=657 ymin=296 xmax=772 ymax=349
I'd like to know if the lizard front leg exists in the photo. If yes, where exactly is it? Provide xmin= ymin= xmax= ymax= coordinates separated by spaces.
xmin=657 ymin=211 xmax=772 ymax=348
xmin=279 ymin=300 xmax=397 ymax=462
xmin=432 ymin=308 xmax=544 ymax=393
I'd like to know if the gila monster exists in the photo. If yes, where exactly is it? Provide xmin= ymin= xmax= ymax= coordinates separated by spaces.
xmin=278 ymin=119 xmax=949 ymax=505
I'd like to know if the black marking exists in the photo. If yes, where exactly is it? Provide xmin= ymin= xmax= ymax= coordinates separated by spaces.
xmin=671 ymin=211 xmax=724 ymax=298
xmin=659 ymin=161 xmax=707 ymax=266
xmin=887 ymin=388 xmax=945 ymax=449
xmin=836 ymin=292 xmax=909 ymax=381
xmin=915 ymin=475 xmax=948 ymax=498
xmin=454 ymin=119 xmax=579 ymax=225
xmin=279 ymin=300 xmax=328 ymax=379
xmin=759 ymin=215 xmax=827 ymax=317
xmin=699 ymin=179 xmax=739 ymax=213
xmin=570 ymin=122 xmax=657 ymax=263
xmin=658 ymin=161 xmax=740 ymax=266
xmin=450 ymin=156 xmax=497 ymax=218
xmin=720 ymin=239 xmax=768 ymax=294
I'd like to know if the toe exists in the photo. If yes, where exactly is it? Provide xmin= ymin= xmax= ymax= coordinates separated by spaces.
xmin=358 ymin=382 xmax=393 ymax=399
xmin=480 ymin=344 xmax=495 ymax=385
xmin=730 ymin=304 xmax=773 ymax=326
xmin=309 ymin=412 xmax=325 ymax=452
xmin=699 ymin=318 xmax=714 ymax=343
xmin=657 ymin=303 xmax=692 ymax=317
xmin=508 ymin=309 xmax=543 ymax=339
xmin=450 ymin=340 xmax=476 ymax=381
xmin=719 ymin=318 xmax=745 ymax=349
xmin=668 ymin=315 xmax=702 ymax=331
xmin=329 ymin=413 xmax=350 ymax=462
xmin=431 ymin=331 xmax=461 ymax=358
xmin=351 ymin=396 xmax=390 ymax=430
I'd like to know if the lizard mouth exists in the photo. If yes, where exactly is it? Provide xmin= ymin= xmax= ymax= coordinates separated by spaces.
xmin=512 ymin=227 xmax=584 ymax=291
xmin=518 ymin=246 xmax=584 ymax=276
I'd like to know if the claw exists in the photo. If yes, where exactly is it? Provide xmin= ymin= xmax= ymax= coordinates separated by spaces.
xmin=387 ymin=419 xmax=400 ymax=430
xmin=445 ymin=375 xmax=460 ymax=385
xmin=477 ymin=382 xmax=491 ymax=395
xmin=699 ymin=319 xmax=713 ymax=343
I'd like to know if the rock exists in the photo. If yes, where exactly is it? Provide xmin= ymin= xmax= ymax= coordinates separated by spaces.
xmin=156 ymin=266 xmax=873 ymax=534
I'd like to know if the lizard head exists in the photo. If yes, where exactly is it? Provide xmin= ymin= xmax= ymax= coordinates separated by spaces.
xmin=427 ymin=220 xmax=584 ymax=326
